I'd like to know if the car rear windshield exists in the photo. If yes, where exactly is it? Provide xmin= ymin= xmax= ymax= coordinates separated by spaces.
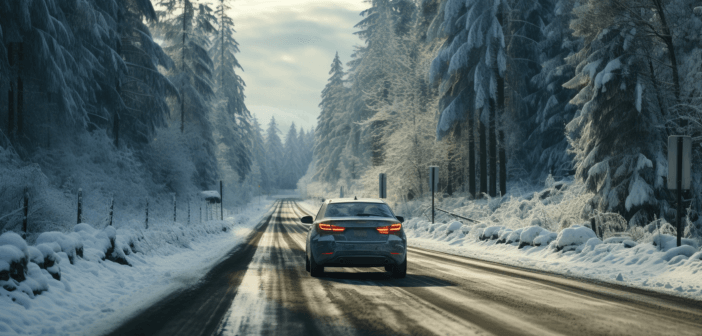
xmin=324 ymin=202 xmax=394 ymax=218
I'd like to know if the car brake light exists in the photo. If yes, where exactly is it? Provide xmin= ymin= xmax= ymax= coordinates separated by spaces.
xmin=319 ymin=223 xmax=345 ymax=232
xmin=377 ymin=223 xmax=402 ymax=234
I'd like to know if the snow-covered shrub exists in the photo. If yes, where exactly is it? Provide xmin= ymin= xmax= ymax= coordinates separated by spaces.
xmin=446 ymin=221 xmax=463 ymax=235
xmin=591 ymin=212 xmax=628 ymax=239
xmin=36 ymin=232 xmax=83 ymax=264
xmin=575 ymin=237 xmax=602 ymax=253
xmin=480 ymin=226 xmax=504 ymax=241
xmin=496 ymin=229 xmax=513 ymax=244
xmin=555 ymin=225 xmax=597 ymax=252
xmin=505 ymin=228 xmax=523 ymax=244
xmin=662 ymin=246 xmax=698 ymax=262
xmin=534 ymin=233 xmax=558 ymax=246
xmin=519 ymin=226 xmax=550 ymax=248
xmin=651 ymin=234 xmax=699 ymax=252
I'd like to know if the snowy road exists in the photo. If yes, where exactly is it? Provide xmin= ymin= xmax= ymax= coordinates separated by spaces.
xmin=107 ymin=200 xmax=702 ymax=336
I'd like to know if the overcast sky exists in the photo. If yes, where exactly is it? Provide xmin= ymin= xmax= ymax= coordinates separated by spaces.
xmin=224 ymin=0 xmax=368 ymax=134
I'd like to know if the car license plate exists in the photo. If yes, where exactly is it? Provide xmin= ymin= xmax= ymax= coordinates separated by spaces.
xmin=353 ymin=230 xmax=367 ymax=237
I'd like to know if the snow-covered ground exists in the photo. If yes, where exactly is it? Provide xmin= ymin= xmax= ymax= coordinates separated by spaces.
xmin=299 ymin=181 xmax=702 ymax=301
xmin=0 ymin=198 xmax=275 ymax=336
xmin=406 ymin=220 xmax=702 ymax=301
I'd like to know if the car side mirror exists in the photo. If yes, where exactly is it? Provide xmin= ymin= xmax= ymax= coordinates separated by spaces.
xmin=396 ymin=216 xmax=404 ymax=223
xmin=301 ymin=216 xmax=314 ymax=224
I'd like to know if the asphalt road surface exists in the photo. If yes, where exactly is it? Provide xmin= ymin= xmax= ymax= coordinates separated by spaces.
xmin=107 ymin=200 xmax=702 ymax=336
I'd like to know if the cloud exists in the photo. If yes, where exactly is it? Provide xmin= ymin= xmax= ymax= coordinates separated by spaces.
xmin=225 ymin=1 xmax=366 ymax=132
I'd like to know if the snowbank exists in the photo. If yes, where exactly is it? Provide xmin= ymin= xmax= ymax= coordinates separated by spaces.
xmin=0 ymin=199 xmax=275 ymax=335
xmin=406 ymin=218 xmax=702 ymax=300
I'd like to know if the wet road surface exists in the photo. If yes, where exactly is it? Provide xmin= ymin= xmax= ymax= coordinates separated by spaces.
xmin=107 ymin=200 xmax=702 ymax=336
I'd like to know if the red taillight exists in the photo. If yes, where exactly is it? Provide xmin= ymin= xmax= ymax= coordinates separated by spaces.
xmin=377 ymin=223 xmax=402 ymax=234
xmin=322 ymin=252 xmax=334 ymax=255
xmin=319 ymin=223 xmax=345 ymax=232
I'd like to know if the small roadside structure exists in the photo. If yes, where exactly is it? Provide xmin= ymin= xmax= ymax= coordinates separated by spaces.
xmin=199 ymin=191 xmax=221 ymax=221
xmin=200 ymin=191 xmax=221 ymax=204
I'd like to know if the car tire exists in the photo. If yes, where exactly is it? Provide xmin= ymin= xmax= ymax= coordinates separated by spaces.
xmin=306 ymin=255 xmax=310 ymax=272
xmin=391 ymin=256 xmax=407 ymax=278
xmin=310 ymin=254 xmax=324 ymax=277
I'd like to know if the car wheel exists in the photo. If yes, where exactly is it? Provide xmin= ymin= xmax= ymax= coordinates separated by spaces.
xmin=391 ymin=256 xmax=407 ymax=278
xmin=310 ymin=253 xmax=324 ymax=277
xmin=306 ymin=255 xmax=310 ymax=272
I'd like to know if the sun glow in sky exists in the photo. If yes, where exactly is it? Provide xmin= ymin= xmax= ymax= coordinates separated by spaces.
xmin=223 ymin=0 xmax=369 ymax=133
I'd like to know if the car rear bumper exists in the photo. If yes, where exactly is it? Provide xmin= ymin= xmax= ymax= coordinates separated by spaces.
xmin=312 ymin=241 xmax=406 ymax=267
xmin=320 ymin=254 xmax=401 ymax=267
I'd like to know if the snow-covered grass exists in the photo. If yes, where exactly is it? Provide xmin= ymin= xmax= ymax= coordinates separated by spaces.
xmin=406 ymin=218 xmax=702 ymax=300
xmin=0 ymin=198 xmax=275 ymax=336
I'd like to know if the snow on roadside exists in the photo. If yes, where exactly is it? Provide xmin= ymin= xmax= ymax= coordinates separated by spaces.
xmin=300 ymin=194 xmax=702 ymax=300
xmin=0 ymin=199 xmax=275 ymax=336
xmin=406 ymin=218 xmax=702 ymax=301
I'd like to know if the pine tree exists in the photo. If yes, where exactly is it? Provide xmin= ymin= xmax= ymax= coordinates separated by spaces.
xmin=520 ymin=0 xmax=579 ymax=181
xmin=153 ymin=0 xmax=219 ymax=188
xmin=430 ymin=0 xmax=509 ymax=197
xmin=210 ymin=0 xmax=252 ymax=181
xmin=265 ymin=117 xmax=284 ymax=188
xmin=565 ymin=0 xmax=664 ymax=223
xmin=314 ymin=53 xmax=348 ymax=182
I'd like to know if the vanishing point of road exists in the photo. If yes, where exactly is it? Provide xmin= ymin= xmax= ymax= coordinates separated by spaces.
xmin=107 ymin=200 xmax=702 ymax=336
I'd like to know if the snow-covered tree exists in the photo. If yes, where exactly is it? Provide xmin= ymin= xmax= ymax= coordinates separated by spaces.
xmin=565 ymin=0 xmax=665 ymax=224
xmin=265 ymin=117 xmax=284 ymax=188
xmin=153 ymin=0 xmax=219 ymax=188
xmin=210 ymin=0 xmax=252 ymax=182
xmin=522 ymin=0 xmax=581 ymax=180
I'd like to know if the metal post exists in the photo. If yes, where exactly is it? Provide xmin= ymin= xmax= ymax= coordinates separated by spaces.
xmin=431 ymin=173 xmax=435 ymax=224
xmin=677 ymin=137 xmax=683 ymax=247
xmin=77 ymin=188 xmax=83 ymax=224
xmin=22 ymin=188 xmax=28 ymax=235
xmin=108 ymin=197 xmax=114 ymax=226
xmin=220 ymin=181 xmax=223 ymax=221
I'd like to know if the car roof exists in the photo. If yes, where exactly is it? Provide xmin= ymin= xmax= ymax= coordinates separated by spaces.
xmin=326 ymin=198 xmax=386 ymax=204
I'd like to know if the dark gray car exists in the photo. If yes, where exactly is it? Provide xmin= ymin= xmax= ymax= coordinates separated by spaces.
xmin=302 ymin=198 xmax=406 ymax=278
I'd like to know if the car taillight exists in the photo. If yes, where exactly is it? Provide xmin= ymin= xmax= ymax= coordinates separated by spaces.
xmin=319 ymin=223 xmax=345 ymax=232
xmin=377 ymin=223 xmax=402 ymax=234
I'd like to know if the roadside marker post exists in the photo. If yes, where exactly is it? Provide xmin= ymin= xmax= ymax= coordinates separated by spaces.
xmin=667 ymin=136 xmax=692 ymax=247
xmin=379 ymin=174 xmax=387 ymax=199
xmin=429 ymin=166 xmax=439 ymax=224
xmin=220 ymin=181 xmax=223 ymax=221
xmin=340 ymin=186 xmax=344 ymax=198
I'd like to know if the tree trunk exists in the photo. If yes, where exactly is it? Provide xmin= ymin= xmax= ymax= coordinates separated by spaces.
xmin=16 ymin=76 xmax=23 ymax=135
xmin=181 ymin=2 xmax=187 ymax=133
xmin=7 ymin=83 xmax=14 ymax=137
xmin=468 ymin=107 xmax=476 ymax=198
xmin=652 ymin=0 xmax=680 ymax=103
xmin=497 ymin=73 xmax=506 ymax=197
xmin=495 ymin=5 xmax=506 ymax=197
xmin=479 ymin=109 xmax=487 ymax=196
xmin=489 ymin=99 xmax=497 ymax=197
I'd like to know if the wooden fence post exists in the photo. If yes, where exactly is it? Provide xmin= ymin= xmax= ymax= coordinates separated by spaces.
xmin=77 ymin=188 xmax=83 ymax=224
xmin=145 ymin=199 xmax=149 ymax=229
xmin=22 ymin=188 xmax=28 ymax=235
xmin=108 ymin=197 xmax=114 ymax=226
xmin=173 ymin=194 xmax=177 ymax=222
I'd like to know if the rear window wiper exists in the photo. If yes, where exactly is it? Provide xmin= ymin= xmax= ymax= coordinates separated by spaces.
xmin=355 ymin=213 xmax=380 ymax=217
